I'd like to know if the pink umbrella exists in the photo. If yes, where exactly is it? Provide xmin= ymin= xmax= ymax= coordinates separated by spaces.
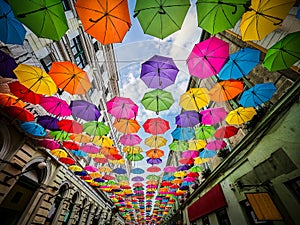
xmin=80 ymin=144 xmax=99 ymax=154
xmin=206 ymin=140 xmax=227 ymax=150
xmin=119 ymin=134 xmax=142 ymax=146
xmin=200 ymin=107 xmax=228 ymax=125
xmin=106 ymin=96 xmax=138 ymax=119
xmin=40 ymin=96 xmax=71 ymax=116
xmin=184 ymin=177 xmax=196 ymax=182
xmin=164 ymin=166 xmax=177 ymax=173
xmin=182 ymin=150 xmax=199 ymax=159
xmin=187 ymin=37 xmax=229 ymax=79
xmin=38 ymin=139 xmax=60 ymax=150
xmin=84 ymin=165 xmax=98 ymax=172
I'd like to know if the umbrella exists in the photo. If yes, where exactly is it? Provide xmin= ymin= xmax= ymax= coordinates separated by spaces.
xmin=182 ymin=150 xmax=199 ymax=159
xmin=174 ymin=171 xmax=186 ymax=178
xmin=116 ymin=174 xmax=129 ymax=181
xmin=131 ymin=168 xmax=145 ymax=174
xmin=69 ymin=133 xmax=90 ymax=143
xmin=263 ymin=31 xmax=300 ymax=71
xmin=146 ymin=158 xmax=162 ymax=165
xmin=113 ymin=119 xmax=140 ymax=134
xmin=200 ymin=149 xmax=216 ymax=158
xmin=0 ymin=50 xmax=18 ymax=78
xmin=147 ymin=166 xmax=161 ymax=172
xmin=8 ymin=0 xmax=68 ymax=41
xmin=239 ymin=82 xmax=277 ymax=107
xmin=214 ymin=125 xmax=239 ymax=138
xmin=57 ymin=119 xmax=83 ymax=134
xmin=196 ymin=0 xmax=249 ymax=35
xmin=106 ymin=96 xmax=138 ymax=119
xmin=146 ymin=174 xmax=159 ymax=180
xmin=59 ymin=157 xmax=75 ymax=165
xmin=62 ymin=141 xmax=80 ymax=150
xmin=69 ymin=100 xmax=101 ymax=121
xmin=189 ymin=165 xmax=203 ymax=173
xmin=38 ymin=139 xmax=60 ymax=150
xmin=179 ymin=158 xmax=194 ymax=164
xmin=180 ymin=88 xmax=210 ymax=111
xmin=113 ymin=168 xmax=127 ymax=174
xmin=50 ymin=149 xmax=68 ymax=158
xmin=120 ymin=134 xmax=142 ymax=146
xmin=171 ymin=127 xmax=195 ymax=141
xmin=13 ymin=64 xmax=57 ymax=95
xmin=40 ymin=96 xmax=71 ymax=117
xmin=140 ymin=55 xmax=179 ymax=89
xmin=146 ymin=149 xmax=164 ymax=158
xmin=37 ymin=115 xmax=59 ymax=130
xmin=175 ymin=111 xmax=201 ymax=127
xmin=0 ymin=93 xmax=26 ymax=108
xmin=92 ymin=136 xmax=114 ymax=147
xmin=194 ymin=157 xmax=210 ymax=164
xmin=218 ymin=48 xmax=261 ymax=80
xmin=20 ymin=121 xmax=46 ymax=137
xmin=1 ymin=106 xmax=34 ymax=122
xmin=123 ymin=146 xmax=142 ymax=154
xmin=93 ymin=157 xmax=107 ymax=163
xmin=187 ymin=37 xmax=229 ymax=79
xmin=169 ymin=140 xmax=188 ymax=152
xmin=8 ymin=81 xmax=42 ymax=104
xmin=49 ymin=130 xmax=70 ymax=141
xmin=144 ymin=136 xmax=167 ymax=148
xmin=48 ymin=61 xmax=91 ymax=95
xmin=127 ymin=153 xmax=144 ymax=161
xmin=75 ymin=0 xmax=131 ymax=44
xmin=200 ymin=107 xmax=228 ymax=125
xmin=225 ymin=107 xmax=257 ymax=125
xmin=99 ymin=146 xmax=119 ymax=155
xmin=83 ymin=121 xmax=110 ymax=136
xmin=134 ymin=0 xmax=191 ymax=39
xmin=195 ymin=125 xmax=216 ymax=140
xmin=164 ymin=166 xmax=177 ymax=173
xmin=132 ymin=176 xmax=144 ymax=182
xmin=209 ymin=79 xmax=244 ymax=102
xmin=98 ymin=166 xmax=112 ymax=173
xmin=69 ymin=165 xmax=83 ymax=172
xmin=188 ymin=139 xmax=206 ymax=150
xmin=141 ymin=89 xmax=174 ymax=114
xmin=143 ymin=117 xmax=170 ymax=135
xmin=240 ymin=0 xmax=295 ymax=41
xmin=84 ymin=165 xmax=98 ymax=172
xmin=0 ymin=0 xmax=26 ymax=45
xmin=205 ymin=140 xmax=227 ymax=150
xmin=80 ymin=144 xmax=99 ymax=154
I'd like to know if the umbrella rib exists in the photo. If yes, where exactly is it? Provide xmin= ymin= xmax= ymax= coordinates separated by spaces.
xmin=16 ymin=2 xmax=62 ymax=17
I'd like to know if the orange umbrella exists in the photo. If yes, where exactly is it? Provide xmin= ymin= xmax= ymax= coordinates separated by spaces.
xmin=0 ymin=93 xmax=26 ymax=108
xmin=113 ymin=118 xmax=140 ymax=134
xmin=70 ymin=133 xmax=91 ymax=143
xmin=209 ymin=79 xmax=244 ymax=102
xmin=48 ymin=61 xmax=91 ymax=95
xmin=146 ymin=149 xmax=164 ymax=158
xmin=99 ymin=146 xmax=119 ymax=156
xmin=75 ymin=0 xmax=131 ymax=44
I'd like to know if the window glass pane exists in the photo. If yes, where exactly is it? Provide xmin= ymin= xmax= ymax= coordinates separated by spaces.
xmin=216 ymin=208 xmax=231 ymax=225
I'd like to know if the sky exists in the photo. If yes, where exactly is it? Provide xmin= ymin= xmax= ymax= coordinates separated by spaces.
xmin=113 ymin=0 xmax=202 ymax=178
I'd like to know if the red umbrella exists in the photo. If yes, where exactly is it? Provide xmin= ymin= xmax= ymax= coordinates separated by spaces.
xmin=147 ymin=166 xmax=161 ymax=172
xmin=62 ymin=141 xmax=80 ymax=150
xmin=93 ymin=157 xmax=108 ymax=164
xmin=143 ymin=117 xmax=170 ymax=135
xmin=1 ymin=106 xmax=34 ymax=121
xmin=179 ymin=158 xmax=194 ymax=165
xmin=40 ymin=96 xmax=71 ymax=116
xmin=133 ymin=182 xmax=144 ymax=187
xmin=57 ymin=119 xmax=83 ymax=134
xmin=59 ymin=157 xmax=75 ymax=165
xmin=161 ymin=181 xmax=172 ymax=187
xmin=8 ymin=81 xmax=42 ymax=104
xmin=214 ymin=125 xmax=239 ymax=138
xmin=103 ymin=174 xmax=115 ymax=180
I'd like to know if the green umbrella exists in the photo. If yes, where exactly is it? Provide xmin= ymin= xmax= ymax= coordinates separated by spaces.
xmin=189 ymin=165 xmax=203 ymax=172
xmin=196 ymin=0 xmax=249 ymax=35
xmin=141 ymin=89 xmax=174 ymax=114
xmin=263 ymin=31 xmax=300 ymax=71
xmin=195 ymin=125 xmax=216 ymax=140
xmin=134 ymin=0 xmax=191 ymax=39
xmin=169 ymin=140 xmax=188 ymax=152
xmin=49 ymin=130 xmax=70 ymax=141
xmin=8 ymin=0 xmax=68 ymax=41
xmin=83 ymin=121 xmax=110 ymax=136
xmin=146 ymin=174 xmax=159 ymax=180
xmin=116 ymin=175 xmax=129 ymax=181
xmin=126 ymin=153 xmax=144 ymax=161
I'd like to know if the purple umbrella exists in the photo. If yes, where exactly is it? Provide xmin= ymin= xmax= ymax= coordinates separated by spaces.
xmin=175 ymin=111 xmax=201 ymax=127
xmin=177 ymin=164 xmax=191 ymax=171
xmin=146 ymin=158 xmax=162 ymax=165
xmin=140 ymin=55 xmax=179 ymax=89
xmin=37 ymin=115 xmax=59 ymax=130
xmin=0 ymin=50 xmax=17 ymax=78
xmin=132 ymin=176 xmax=144 ymax=182
xmin=70 ymin=100 xmax=101 ymax=121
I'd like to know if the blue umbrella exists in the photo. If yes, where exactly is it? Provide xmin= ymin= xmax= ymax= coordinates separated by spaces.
xmin=239 ymin=82 xmax=277 ymax=107
xmin=162 ymin=175 xmax=175 ymax=181
xmin=218 ymin=48 xmax=260 ymax=80
xmin=200 ymin=149 xmax=216 ymax=158
xmin=131 ymin=168 xmax=145 ymax=174
xmin=71 ymin=150 xmax=88 ymax=157
xmin=0 ymin=0 xmax=26 ymax=44
xmin=74 ymin=170 xmax=88 ymax=176
xmin=113 ymin=168 xmax=127 ymax=174
xmin=20 ymin=121 xmax=46 ymax=137
xmin=171 ymin=127 xmax=195 ymax=141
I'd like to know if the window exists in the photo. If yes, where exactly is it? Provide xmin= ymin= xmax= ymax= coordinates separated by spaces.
xmin=93 ymin=42 xmax=99 ymax=52
xmin=70 ymin=36 xmax=87 ymax=69
xmin=202 ymin=216 xmax=210 ymax=225
xmin=216 ymin=208 xmax=231 ymax=225
xmin=61 ymin=0 xmax=71 ymax=11
xmin=40 ymin=54 xmax=53 ymax=72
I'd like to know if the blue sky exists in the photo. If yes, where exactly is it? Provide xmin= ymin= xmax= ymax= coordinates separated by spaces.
xmin=114 ymin=0 xmax=202 ymax=177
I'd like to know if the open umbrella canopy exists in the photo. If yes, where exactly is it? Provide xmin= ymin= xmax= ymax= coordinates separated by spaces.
xmin=120 ymin=134 xmax=142 ymax=146
xmin=218 ymin=48 xmax=261 ymax=80
xmin=146 ymin=158 xmax=162 ymax=165
xmin=8 ymin=81 xmax=42 ymax=104
xmin=146 ymin=149 xmax=164 ymax=159
xmin=240 ymin=0 xmax=295 ymax=41
xmin=37 ymin=115 xmax=59 ymax=130
xmin=200 ymin=107 xmax=228 ymax=125
xmin=144 ymin=136 xmax=167 ymax=148
xmin=209 ymin=79 xmax=244 ymax=102
xmin=214 ymin=125 xmax=239 ymax=138
xmin=141 ymin=89 xmax=174 ymax=114
xmin=196 ymin=0 xmax=249 ymax=35
xmin=8 ymin=0 xmax=68 ymax=41
xmin=127 ymin=153 xmax=144 ymax=161
xmin=131 ymin=168 xmax=145 ymax=174
xmin=175 ymin=111 xmax=201 ymax=127
xmin=140 ymin=55 xmax=179 ymax=89
xmin=200 ymin=149 xmax=216 ymax=158
xmin=83 ymin=121 xmax=110 ymax=136
xmin=187 ymin=36 xmax=229 ymax=79
xmin=225 ymin=107 xmax=257 ymax=125
xmin=40 ymin=96 xmax=71 ymax=117
xmin=239 ymin=82 xmax=277 ymax=107
xmin=0 ymin=0 xmax=26 ymax=45
xmin=171 ymin=127 xmax=195 ymax=141
xmin=263 ymin=31 xmax=300 ymax=71
xmin=0 ymin=50 xmax=18 ymax=78
xmin=92 ymin=136 xmax=114 ymax=147
xmin=13 ymin=64 xmax=57 ymax=95
xmin=123 ymin=146 xmax=142 ymax=154
xmin=206 ymin=140 xmax=227 ymax=150
xmin=75 ymin=0 xmax=131 ymax=44
xmin=0 ymin=93 xmax=26 ymax=108
xmin=57 ymin=119 xmax=83 ymax=134
xmin=180 ymin=88 xmax=210 ymax=111
xmin=169 ymin=140 xmax=188 ymax=152
xmin=70 ymin=100 xmax=101 ymax=121
xmin=188 ymin=139 xmax=206 ymax=150
xmin=48 ymin=61 xmax=91 ymax=95
xmin=106 ymin=96 xmax=138 ymax=119
xmin=49 ymin=130 xmax=70 ymax=141
xmin=62 ymin=141 xmax=80 ymax=150
xmin=143 ymin=117 xmax=170 ymax=135
xmin=113 ymin=119 xmax=140 ymax=134
xmin=195 ymin=125 xmax=216 ymax=140
xmin=134 ymin=0 xmax=191 ymax=39
xmin=20 ymin=121 xmax=46 ymax=137
xmin=80 ymin=144 xmax=99 ymax=154
xmin=50 ymin=149 xmax=68 ymax=158
xmin=38 ymin=139 xmax=60 ymax=150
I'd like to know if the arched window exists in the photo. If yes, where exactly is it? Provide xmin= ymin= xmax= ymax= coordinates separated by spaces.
xmin=63 ymin=192 xmax=79 ymax=225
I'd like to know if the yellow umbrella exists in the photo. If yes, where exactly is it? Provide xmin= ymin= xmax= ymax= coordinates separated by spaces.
xmin=174 ymin=171 xmax=186 ymax=178
xmin=50 ymin=149 xmax=68 ymax=158
xmin=98 ymin=166 xmax=112 ymax=173
xmin=226 ymin=107 xmax=257 ymax=125
xmin=144 ymin=135 xmax=167 ymax=148
xmin=188 ymin=140 xmax=206 ymax=150
xmin=69 ymin=165 xmax=82 ymax=172
xmin=123 ymin=145 xmax=142 ymax=154
xmin=240 ymin=0 xmax=295 ymax=41
xmin=194 ymin=157 xmax=210 ymax=164
xmin=180 ymin=88 xmax=210 ymax=111
xmin=13 ymin=64 xmax=57 ymax=95
xmin=92 ymin=136 xmax=114 ymax=147
xmin=119 ymin=181 xmax=129 ymax=186
xmin=88 ymin=153 xmax=105 ymax=158
xmin=109 ymin=159 xmax=125 ymax=165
